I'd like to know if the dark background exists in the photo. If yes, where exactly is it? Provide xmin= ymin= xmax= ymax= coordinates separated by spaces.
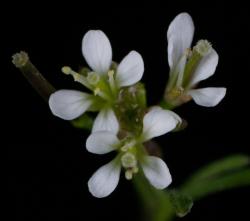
xmin=5 ymin=5 xmax=250 ymax=221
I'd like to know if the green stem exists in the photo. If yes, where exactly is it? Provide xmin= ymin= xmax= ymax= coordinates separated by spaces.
xmin=12 ymin=51 xmax=55 ymax=101
xmin=133 ymin=172 xmax=175 ymax=221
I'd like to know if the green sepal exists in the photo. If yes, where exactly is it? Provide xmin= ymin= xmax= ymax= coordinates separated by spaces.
xmin=160 ymin=100 xmax=175 ymax=110
xmin=70 ymin=113 xmax=93 ymax=130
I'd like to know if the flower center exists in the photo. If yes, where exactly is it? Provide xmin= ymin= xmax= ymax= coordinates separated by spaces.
xmin=88 ymin=69 xmax=118 ymax=102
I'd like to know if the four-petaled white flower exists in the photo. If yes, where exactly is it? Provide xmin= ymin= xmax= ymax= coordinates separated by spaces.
xmin=49 ymin=30 xmax=144 ymax=132
xmin=166 ymin=12 xmax=226 ymax=107
xmin=86 ymin=106 xmax=181 ymax=198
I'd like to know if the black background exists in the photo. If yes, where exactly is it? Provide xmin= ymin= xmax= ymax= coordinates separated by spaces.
xmin=5 ymin=5 xmax=250 ymax=221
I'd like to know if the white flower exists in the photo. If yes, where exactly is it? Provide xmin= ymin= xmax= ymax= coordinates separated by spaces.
xmin=49 ymin=30 xmax=144 ymax=130
xmin=166 ymin=13 xmax=226 ymax=107
xmin=86 ymin=106 xmax=181 ymax=198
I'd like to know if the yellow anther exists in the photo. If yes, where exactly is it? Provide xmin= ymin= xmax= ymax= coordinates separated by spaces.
xmin=132 ymin=167 xmax=139 ymax=174
xmin=61 ymin=66 xmax=72 ymax=75
xmin=94 ymin=88 xmax=101 ymax=96
xmin=108 ymin=70 xmax=114 ymax=78
xmin=61 ymin=66 xmax=93 ymax=90
xmin=121 ymin=146 xmax=129 ymax=152
xmin=108 ymin=70 xmax=117 ymax=94
xmin=125 ymin=170 xmax=133 ymax=180
xmin=121 ymin=144 xmax=131 ymax=152
xmin=120 ymin=140 xmax=136 ymax=152
xmin=61 ymin=66 xmax=80 ymax=81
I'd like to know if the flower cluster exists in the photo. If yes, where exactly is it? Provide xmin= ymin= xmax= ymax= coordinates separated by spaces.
xmin=48 ymin=12 xmax=226 ymax=198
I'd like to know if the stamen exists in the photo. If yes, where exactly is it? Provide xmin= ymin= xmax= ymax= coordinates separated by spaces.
xmin=124 ymin=166 xmax=139 ymax=180
xmin=61 ymin=66 xmax=72 ymax=75
xmin=125 ymin=170 xmax=133 ymax=180
xmin=94 ymin=87 xmax=110 ymax=100
xmin=176 ymin=51 xmax=189 ymax=87
xmin=121 ymin=140 xmax=136 ymax=152
xmin=121 ymin=145 xmax=129 ymax=152
xmin=108 ymin=70 xmax=114 ymax=79
xmin=94 ymin=88 xmax=101 ymax=96
xmin=108 ymin=70 xmax=117 ymax=94
xmin=61 ymin=66 xmax=92 ymax=90
xmin=132 ymin=167 xmax=139 ymax=173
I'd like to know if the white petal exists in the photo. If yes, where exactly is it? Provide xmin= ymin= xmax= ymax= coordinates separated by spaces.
xmin=189 ymin=49 xmax=219 ymax=87
xmin=116 ymin=51 xmax=144 ymax=87
xmin=88 ymin=158 xmax=121 ymax=198
xmin=142 ymin=107 xmax=179 ymax=141
xmin=167 ymin=13 xmax=194 ymax=69
xmin=49 ymin=90 xmax=92 ymax=120
xmin=92 ymin=108 xmax=119 ymax=134
xmin=165 ymin=109 xmax=182 ymax=125
xmin=86 ymin=131 xmax=119 ymax=154
xmin=188 ymin=87 xmax=226 ymax=107
xmin=141 ymin=156 xmax=172 ymax=189
xmin=82 ymin=30 xmax=112 ymax=74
